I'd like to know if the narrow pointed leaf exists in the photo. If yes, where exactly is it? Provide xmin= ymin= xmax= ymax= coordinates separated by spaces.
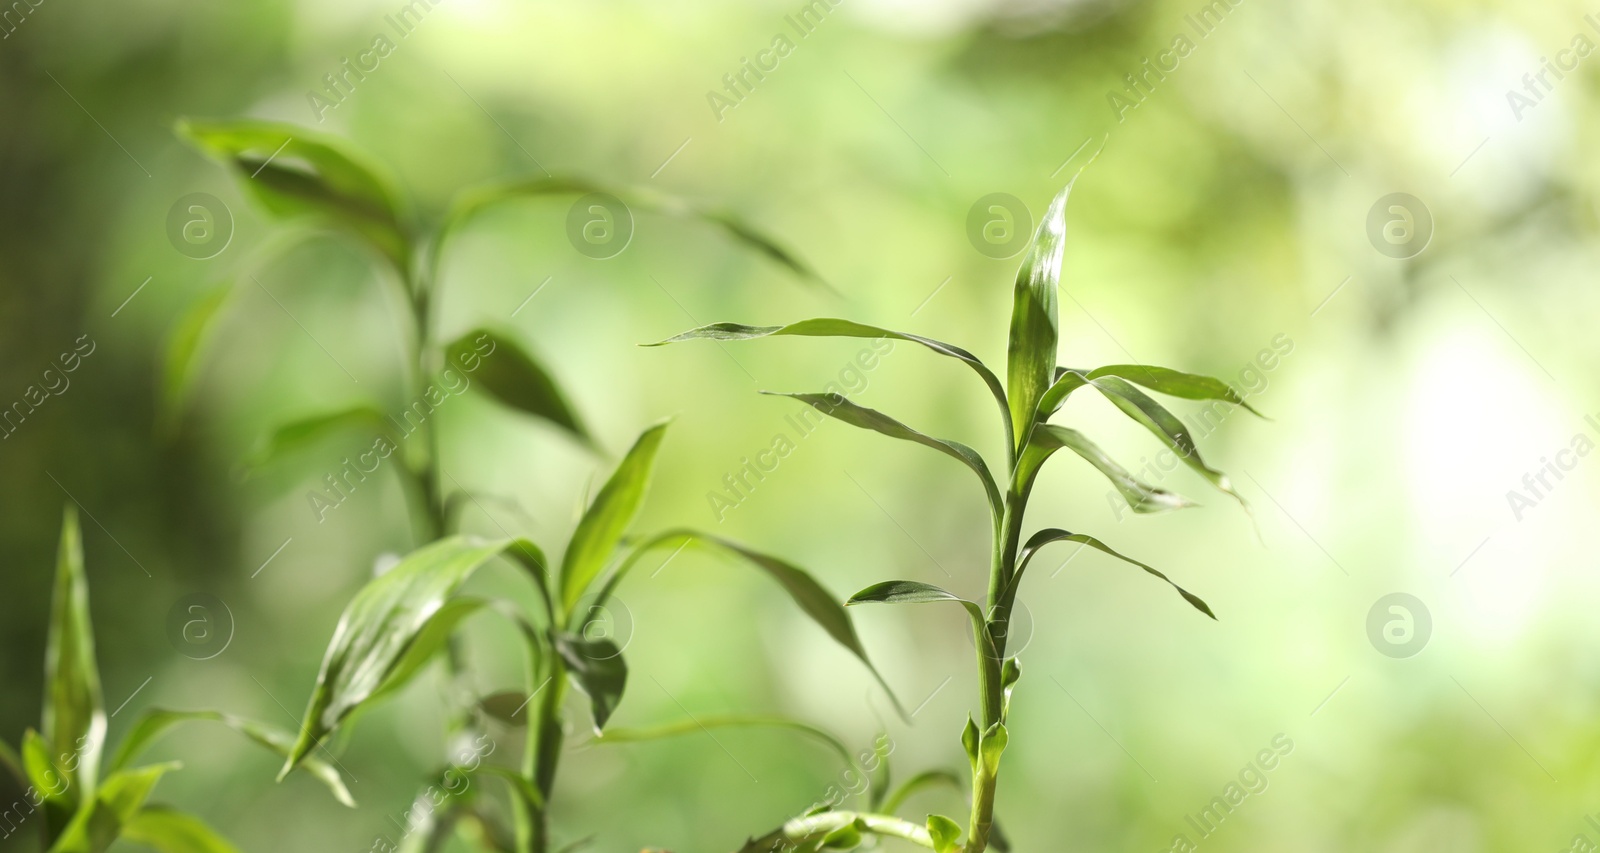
xmin=559 ymin=420 xmax=670 ymax=613
xmin=1011 ymin=528 xmax=1214 ymax=619
xmin=762 ymin=392 xmax=1001 ymax=521
xmin=1019 ymin=424 xmax=1195 ymax=514
xmin=282 ymin=536 xmax=545 ymax=775
xmin=162 ymin=285 xmax=235 ymax=429
xmin=595 ymin=714 xmax=855 ymax=773
xmin=848 ymin=581 xmax=993 ymax=660
xmin=1037 ymin=368 xmax=1089 ymax=420
xmin=44 ymin=506 xmax=105 ymax=803
xmin=446 ymin=329 xmax=592 ymax=448
xmin=121 ymin=806 xmax=244 ymax=853
xmin=244 ymin=405 xmax=391 ymax=470
xmin=1005 ymin=185 xmax=1071 ymax=451
xmin=647 ymin=319 xmax=1012 ymax=449
xmin=46 ymin=763 xmax=179 ymax=853
xmin=1085 ymin=375 xmax=1245 ymax=508
xmin=177 ymin=119 xmax=410 ymax=271
xmin=1087 ymin=364 xmax=1265 ymax=418
xmin=553 ymin=632 xmax=626 ymax=732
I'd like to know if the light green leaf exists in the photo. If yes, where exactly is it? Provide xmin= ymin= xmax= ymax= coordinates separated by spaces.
xmin=879 ymin=769 xmax=963 ymax=816
xmin=978 ymin=722 xmax=1008 ymax=773
xmin=445 ymin=329 xmax=591 ymax=448
xmin=595 ymin=714 xmax=855 ymax=774
xmin=762 ymin=392 xmax=1001 ymax=523
xmin=961 ymin=717 xmax=980 ymax=773
xmin=161 ymin=285 xmax=235 ymax=430
xmin=44 ymin=506 xmax=105 ymax=803
xmin=926 ymin=814 xmax=962 ymax=853
xmin=1084 ymin=375 xmax=1246 ymax=508
xmin=1010 ymin=528 xmax=1214 ymax=619
xmin=110 ymin=709 xmax=354 ymax=808
xmin=1005 ymin=184 xmax=1072 ymax=452
xmin=1087 ymin=364 xmax=1266 ymax=418
xmin=243 ymin=405 xmax=391 ymax=471
xmin=47 ymin=763 xmax=178 ymax=853
xmin=121 ymin=806 xmax=244 ymax=853
xmin=1018 ymin=424 xmax=1195 ymax=514
xmin=22 ymin=728 xmax=71 ymax=815
xmin=647 ymin=319 xmax=1013 ymax=451
xmin=176 ymin=119 xmax=410 ymax=272
xmin=553 ymin=632 xmax=627 ymax=732
xmin=282 ymin=536 xmax=545 ymax=775
xmin=558 ymin=421 xmax=670 ymax=614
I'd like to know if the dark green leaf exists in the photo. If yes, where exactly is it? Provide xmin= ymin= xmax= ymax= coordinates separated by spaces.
xmin=559 ymin=420 xmax=670 ymax=614
xmin=176 ymin=119 xmax=410 ymax=271
xmin=243 ymin=405 xmax=391 ymax=471
xmin=1019 ymin=424 xmax=1195 ymax=514
xmin=1005 ymin=184 xmax=1072 ymax=451
xmin=110 ymin=709 xmax=354 ymax=807
xmin=44 ymin=506 xmax=105 ymax=803
xmin=1036 ymin=368 xmax=1089 ymax=420
xmin=1087 ymin=364 xmax=1265 ymax=418
xmin=647 ymin=319 xmax=1013 ymax=451
xmin=553 ymin=632 xmax=627 ymax=732
xmin=1085 ymin=375 xmax=1246 ymax=508
xmin=121 ymin=806 xmax=243 ymax=853
xmin=848 ymin=581 xmax=994 ymax=662
xmin=478 ymin=690 xmax=532 ymax=726
xmin=282 ymin=536 xmax=544 ymax=775
xmin=47 ymin=763 xmax=178 ymax=853
xmin=445 ymin=329 xmax=592 ymax=448
xmin=1011 ymin=528 xmax=1214 ymax=619
xmin=762 ymin=392 xmax=1001 ymax=522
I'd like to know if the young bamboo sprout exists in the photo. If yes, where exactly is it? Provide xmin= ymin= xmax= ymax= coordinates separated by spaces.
xmin=654 ymin=176 xmax=1256 ymax=853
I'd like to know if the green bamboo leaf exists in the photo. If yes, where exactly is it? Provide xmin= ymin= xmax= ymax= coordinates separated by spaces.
xmin=553 ymin=632 xmax=627 ymax=732
xmin=589 ymin=530 xmax=904 ymax=718
xmin=161 ymin=285 xmax=235 ymax=430
xmin=438 ymin=177 xmax=822 ymax=286
xmin=1011 ymin=528 xmax=1214 ymax=619
xmin=848 ymin=581 xmax=995 ymax=662
xmin=1005 ymin=184 xmax=1072 ymax=451
xmin=978 ymin=722 xmax=1008 ymax=773
xmin=120 ymin=806 xmax=244 ymax=853
xmin=1084 ymin=375 xmax=1245 ymax=508
xmin=176 ymin=119 xmax=410 ymax=271
xmin=243 ymin=404 xmax=391 ymax=471
xmin=646 ymin=319 xmax=1013 ymax=450
xmin=46 ymin=763 xmax=179 ymax=853
xmin=369 ymin=597 xmax=489 ymax=705
xmin=44 ymin=506 xmax=105 ymax=804
xmin=558 ymin=420 xmax=670 ymax=614
xmin=1018 ymin=424 xmax=1195 ymax=514
xmin=926 ymin=814 xmax=962 ymax=853
xmin=880 ymin=769 xmax=963 ymax=816
xmin=445 ymin=329 xmax=592 ymax=448
xmin=22 ymin=728 xmax=72 ymax=826
xmin=110 ymin=709 xmax=353 ymax=808
xmin=595 ymin=714 xmax=855 ymax=773
xmin=1037 ymin=367 xmax=1088 ymax=421
xmin=762 ymin=392 xmax=1001 ymax=522
xmin=1087 ymin=364 xmax=1266 ymax=418
xmin=281 ymin=536 xmax=545 ymax=775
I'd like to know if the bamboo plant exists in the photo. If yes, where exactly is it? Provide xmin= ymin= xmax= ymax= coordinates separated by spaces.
xmin=654 ymin=177 xmax=1255 ymax=852
xmin=171 ymin=120 xmax=894 ymax=852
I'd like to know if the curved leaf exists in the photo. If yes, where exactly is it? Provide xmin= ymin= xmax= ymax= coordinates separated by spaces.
xmin=1087 ymin=364 xmax=1265 ymax=418
xmin=47 ymin=763 xmax=178 ymax=853
xmin=553 ymin=632 xmax=626 ymax=732
xmin=762 ymin=392 xmax=1001 ymax=522
xmin=161 ymin=285 xmax=236 ymax=430
xmin=109 ymin=709 xmax=354 ymax=808
xmin=1005 ymin=184 xmax=1072 ymax=452
xmin=1037 ymin=368 xmax=1089 ymax=421
xmin=559 ymin=420 xmax=670 ymax=614
xmin=1018 ymin=424 xmax=1195 ymax=514
xmin=646 ymin=319 xmax=1013 ymax=451
xmin=927 ymin=814 xmax=962 ymax=853
xmin=243 ymin=404 xmax=391 ymax=471
xmin=1085 ymin=375 xmax=1245 ymax=508
xmin=1010 ymin=528 xmax=1214 ymax=619
xmin=282 ymin=536 xmax=545 ymax=775
xmin=45 ymin=506 xmax=105 ymax=804
xmin=848 ymin=581 xmax=994 ymax=661
xmin=595 ymin=714 xmax=855 ymax=773
xmin=176 ymin=119 xmax=410 ymax=272
xmin=590 ymin=530 xmax=904 ymax=718
xmin=121 ymin=806 xmax=244 ymax=853
xmin=445 ymin=329 xmax=592 ymax=448
xmin=880 ymin=769 xmax=963 ymax=816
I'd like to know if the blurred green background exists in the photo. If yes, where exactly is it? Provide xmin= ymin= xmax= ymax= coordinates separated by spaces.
xmin=4 ymin=0 xmax=1598 ymax=849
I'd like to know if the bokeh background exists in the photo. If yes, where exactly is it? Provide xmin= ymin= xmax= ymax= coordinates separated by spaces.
xmin=4 ymin=0 xmax=1598 ymax=850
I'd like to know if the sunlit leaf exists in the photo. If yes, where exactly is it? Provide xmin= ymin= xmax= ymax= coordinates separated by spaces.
xmin=1087 ymin=364 xmax=1265 ymax=418
xmin=176 ymin=119 xmax=410 ymax=272
xmin=1084 ymin=375 xmax=1245 ymax=508
xmin=926 ymin=814 xmax=962 ymax=853
xmin=1005 ymin=184 xmax=1071 ymax=452
xmin=44 ymin=506 xmax=105 ymax=804
xmin=1009 ymin=528 xmax=1214 ymax=619
xmin=762 ymin=392 xmax=1001 ymax=522
xmin=558 ymin=420 xmax=670 ymax=614
xmin=553 ymin=632 xmax=626 ymax=732
xmin=445 ymin=329 xmax=592 ymax=448
xmin=121 ymin=806 xmax=243 ymax=853
xmin=46 ymin=763 xmax=178 ymax=853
